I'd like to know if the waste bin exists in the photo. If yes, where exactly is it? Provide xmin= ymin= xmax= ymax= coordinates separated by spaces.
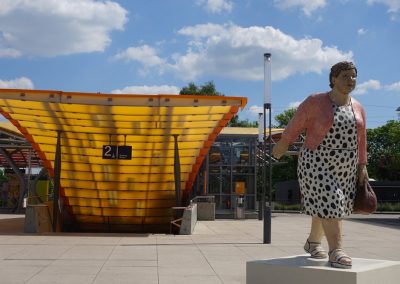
xmin=235 ymin=195 xmax=245 ymax=219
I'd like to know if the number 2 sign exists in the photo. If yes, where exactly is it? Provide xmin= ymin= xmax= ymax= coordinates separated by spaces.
xmin=102 ymin=145 xmax=117 ymax=159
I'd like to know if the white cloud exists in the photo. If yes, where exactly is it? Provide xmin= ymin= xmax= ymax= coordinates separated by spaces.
xmin=245 ymin=105 xmax=270 ymax=120
xmin=112 ymin=45 xmax=168 ymax=76
xmin=353 ymin=79 xmax=381 ymax=95
xmin=0 ymin=47 xmax=21 ymax=58
xmin=385 ymin=81 xmax=400 ymax=91
xmin=288 ymin=101 xmax=302 ymax=108
xmin=0 ymin=77 xmax=34 ymax=89
xmin=367 ymin=0 xmax=400 ymax=13
xmin=111 ymin=85 xmax=180 ymax=95
xmin=196 ymin=0 xmax=233 ymax=14
xmin=351 ymin=79 xmax=400 ymax=95
xmin=0 ymin=0 xmax=127 ymax=57
xmin=113 ymin=45 xmax=165 ymax=67
xmin=357 ymin=28 xmax=368 ymax=35
xmin=274 ymin=0 xmax=327 ymax=16
xmin=171 ymin=23 xmax=352 ymax=81
xmin=112 ymin=23 xmax=352 ymax=82
xmin=248 ymin=105 xmax=264 ymax=115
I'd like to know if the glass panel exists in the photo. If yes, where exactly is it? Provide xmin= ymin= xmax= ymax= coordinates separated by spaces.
xmin=214 ymin=195 xmax=221 ymax=209
xmin=209 ymin=166 xmax=220 ymax=174
xmin=246 ymin=196 xmax=255 ymax=210
xmin=221 ymin=195 xmax=232 ymax=209
xmin=232 ymin=166 xmax=255 ymax=174
xmin=208 ymin=174 xmax=221 ymax=194
xmin=220 ymin=147 xmax=231 ymax=165
xmin=232 ymin=145 xmax=249 ymax=165
xmin=209 ymin=146 xmax=222 ymax=165
xmin=248 ymin=142 xmax=255 ymax=165
xmin=221 ymin=167 xmax=231 ymax=194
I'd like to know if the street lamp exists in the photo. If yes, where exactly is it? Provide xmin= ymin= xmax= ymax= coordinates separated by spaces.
xmin=263 ymin=53 xmax=272 ymax=244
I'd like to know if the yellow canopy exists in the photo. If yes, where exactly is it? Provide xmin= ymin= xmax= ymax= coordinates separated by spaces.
xmin=0 ymin=89 xmax=247 ymax=231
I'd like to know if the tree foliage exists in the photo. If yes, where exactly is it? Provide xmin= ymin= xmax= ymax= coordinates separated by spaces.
xmin=270 ymin=108 xmax=299 ymax=192
xmin=367 ymin=120 xmax=400 ymax=180
xmin=179 ymin=81 xmax=258 ymax=127
xmin=275 ymin=108 xmax=297 ymax=128
xmin=227 ymin=116 xmax=258 ymax=127
xmin=179 ymin=81 xmax=224 ymax=96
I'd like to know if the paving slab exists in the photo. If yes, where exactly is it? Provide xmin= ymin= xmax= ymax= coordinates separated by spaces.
xmin=0 ymin=213 xmax=398 ymax=284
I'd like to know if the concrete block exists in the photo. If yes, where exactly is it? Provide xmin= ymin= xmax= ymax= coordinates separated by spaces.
xmin=247 ymin=255 xmax=400 ymax=284
xmin=179 ymin=204 xmax=197 ymax=235
xmin=24 ymin=204 xmax=52 ymax=233
xmin=197 ymin=202 xmax=215 ymax=220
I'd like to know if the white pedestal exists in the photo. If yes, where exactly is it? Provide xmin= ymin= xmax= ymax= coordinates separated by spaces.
xmin=247 ymin=255 xmax=400 ymax=284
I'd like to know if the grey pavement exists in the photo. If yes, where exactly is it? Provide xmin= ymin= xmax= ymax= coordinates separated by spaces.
xmin=0 ymin=213 xmax=399 ymax=284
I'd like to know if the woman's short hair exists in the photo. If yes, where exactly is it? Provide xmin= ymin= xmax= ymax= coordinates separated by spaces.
xmin=329 ymin=61 xmax=357 ymax=88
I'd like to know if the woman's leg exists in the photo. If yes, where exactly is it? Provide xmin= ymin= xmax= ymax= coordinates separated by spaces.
xmin=304 ymin=217 xmax=327 ymax=258
xmin=321 ymin=218 xmax=352 ymax=267
xmin=320 ymin=218 xmax=343 ymax=250
xmin=308 ymin=217 xmax=324 ymax=242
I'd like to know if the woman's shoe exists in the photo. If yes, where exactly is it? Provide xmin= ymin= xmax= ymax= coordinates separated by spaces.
xmin=329 ymin=249 xmax=352 ymax=269
xmin=303 ymin=239 xmax=328 ymax=259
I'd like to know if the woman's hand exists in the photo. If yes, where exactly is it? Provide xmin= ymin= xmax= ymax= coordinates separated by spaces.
xmin=357 ymin=165 xmax=369 ymax=185
xmin=272 ymin=140 xmax=289 ymax=159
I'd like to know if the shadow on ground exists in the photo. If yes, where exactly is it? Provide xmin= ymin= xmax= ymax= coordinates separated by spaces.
xmin=0 ymin=216 xmax=25 ymax=235
xmin=348 ymin=216 xmax=400 ymax=229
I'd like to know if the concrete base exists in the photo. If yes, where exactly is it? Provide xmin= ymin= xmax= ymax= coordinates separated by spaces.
xmin=24 ymin=204 xmax=52 ymax=233
xmin=247 ymin=255 xmax=400 ymax=284
xmin=197 ymin=202 xmax=215 ymax=220
xmin=179 ymin=204 xmax=197 ymax=235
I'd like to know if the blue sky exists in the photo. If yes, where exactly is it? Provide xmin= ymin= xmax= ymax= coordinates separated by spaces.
xmin=0 ymin=0 xmax=399 ymax=128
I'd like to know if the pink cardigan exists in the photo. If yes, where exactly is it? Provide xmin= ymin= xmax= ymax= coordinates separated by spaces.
xmin=280 ymin=92 xmax=367 ymax=165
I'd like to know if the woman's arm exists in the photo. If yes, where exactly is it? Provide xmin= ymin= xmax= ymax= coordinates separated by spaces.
xmin=272 ymin=96 xmax=310 ymax=159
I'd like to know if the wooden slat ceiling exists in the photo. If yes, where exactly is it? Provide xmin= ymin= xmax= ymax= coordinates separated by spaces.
xmin=0 ymin=89 xmax=247 ymax=231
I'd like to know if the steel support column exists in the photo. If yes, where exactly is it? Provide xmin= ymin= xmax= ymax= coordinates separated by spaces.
xmin=0 ymin=147 xmax=26 ymax=212
xmin=52 ymin=130 xmax=62 ymax=232
xmin=173 ymin=134 xmax=181 ymax=207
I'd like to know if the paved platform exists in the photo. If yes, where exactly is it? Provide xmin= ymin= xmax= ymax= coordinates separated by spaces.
xmin=0 ymin=213 xmax=399 ymax=283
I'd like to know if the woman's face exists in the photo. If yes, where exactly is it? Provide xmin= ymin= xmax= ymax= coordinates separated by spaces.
xmin=332 ymin=68 xmax=357 ymax=95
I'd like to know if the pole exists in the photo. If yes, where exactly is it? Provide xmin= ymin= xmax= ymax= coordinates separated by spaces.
xmin=52 ymin=130 xmax=62 ymax=232
xmin=263 ymin=53 xmax=272 ymax=244
xmin=258 ymin=113 xmax=263 ymax=220
xmin=173 ymin=134 xmax=181 ymax=207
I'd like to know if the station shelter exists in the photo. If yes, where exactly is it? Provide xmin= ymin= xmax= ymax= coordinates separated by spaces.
xmin=0 ymin=88 xmax=247 ymax=232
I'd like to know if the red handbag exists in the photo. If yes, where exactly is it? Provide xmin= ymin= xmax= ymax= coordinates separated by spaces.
xmin=353 ymin=179 xmax=378 ymax=214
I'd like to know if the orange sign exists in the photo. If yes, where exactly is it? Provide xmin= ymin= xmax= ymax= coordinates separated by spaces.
xmin=235 ymin=182 xmax=245 ymax=195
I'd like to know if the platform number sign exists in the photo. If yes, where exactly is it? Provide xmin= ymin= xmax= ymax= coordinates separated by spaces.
xmin=102 ymin=145 xmax=132 ymax=160
xmin=102 ymin=145 xmax=117 ymax=159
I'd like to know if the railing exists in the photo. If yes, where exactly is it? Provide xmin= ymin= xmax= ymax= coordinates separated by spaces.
xmin=191 ymin=195 xmax=215 ymax=203
xmin=170 ymin=206 xmax=187 ymax=234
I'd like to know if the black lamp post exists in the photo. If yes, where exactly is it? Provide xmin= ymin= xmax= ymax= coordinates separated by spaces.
xmin=263 ymin=53 xmax=272 ymax=244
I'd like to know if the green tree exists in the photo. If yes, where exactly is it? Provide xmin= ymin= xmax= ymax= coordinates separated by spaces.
xmin=265 ymin=108 xmax=299 ymax=201
xmin=180 ymin=81 xmax=224 ymax=96
xmin=275 ymin=108 xmax=297 ymax=127
xmin=180 ymin=81 xmax=258 ymax=127
xmin=227 ymin=116 xmax=258 ymax=127
xmin=367 ymin=120 xmax=400 ymax=180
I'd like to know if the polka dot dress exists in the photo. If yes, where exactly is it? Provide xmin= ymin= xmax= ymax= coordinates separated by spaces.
xmin=298 ymin=102 xmax=358 ymax=218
